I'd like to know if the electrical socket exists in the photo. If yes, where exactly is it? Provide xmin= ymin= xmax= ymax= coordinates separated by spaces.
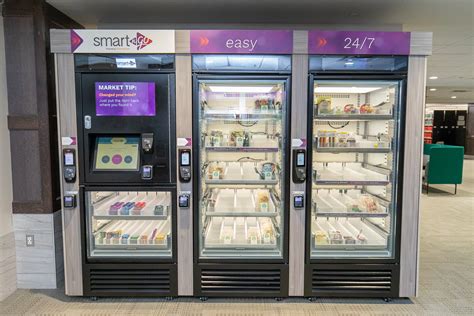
xmin=26 ymin=234 xmax=35 ymax=247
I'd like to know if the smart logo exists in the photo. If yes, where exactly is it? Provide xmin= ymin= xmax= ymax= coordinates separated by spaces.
xmin=92 ymin=32 xmax=153 ymax=50
xmin=71 ymin=31 xmax=155 ymax=52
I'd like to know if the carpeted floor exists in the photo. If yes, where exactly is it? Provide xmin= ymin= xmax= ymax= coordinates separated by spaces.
xmin=1 ymin=161 xmax=473 ymax=316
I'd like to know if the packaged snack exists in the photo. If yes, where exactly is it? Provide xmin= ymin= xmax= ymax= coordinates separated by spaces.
xmin=259 ymin=162 xmax=276 ymax=180
xmin=154 ymin=205 xmax=165 ymax=216
xmin=221 ymin=227 xmax=233 ymax=244
xmin=347 ymin=134 xmax=357 ymax=147
xmin=129 ymin=235 xmax=140 ymax=245
xmin=209 ymin=130 xmax=223 ymax=147
xmin=357 ymin=234 xmax=367 ymax=244
xmin=263 ymin=230 xmax=273 ymax=244
xmin=230 ymin=131 xmax=245 ymax=147
xmin=337 ymin=132 xmax=349 ymax=148
xmin=358 ymin=195 xmax=378 ymax=213
xmin=329 ymin=230 xmax=343 ymax=244
xmin=359 ymin=104 xmax=374 ymax=114
xmin=120 ymin=202 xmax=134 ymax=215
xmin=316 ymin=96 xmax=332 ymax=114
xmin=149 ymin=228 xmax=158 ymax=244
xmin=343 ymin=104 xmax=359 ymax=114
xmin=121 ymin=234 xmax=130 ymax=245
xmin=256 ymin=191 xmax=270 ymax=212
xmin=132 ymin=202 xmax=146 ymax=215
xmin=109 ymin=202 xmax=124 ymax=215
xmin=344 ymin=236 xmax=356 ymax=244
xmin=314 ymin=231 xmax=329 ymax=245
xmin=247 ymin=227 xmax=260 ymax=245
xmin=155 ymin=233 xmax=166 ymax=245
xmin=208 ymin=165 xmax=224 ymax=180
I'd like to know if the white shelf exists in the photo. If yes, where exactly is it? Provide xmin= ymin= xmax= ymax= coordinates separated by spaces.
xmin=206 ymin=188 xmax=278 ymax=217
xmin=204 ymin=162 xmax=278 ymax=185
xmin=313 ymin=162 xmax=390 ymax=186
xmin=312 ymin=217 xmax=387 ymax=249
xmin=204 ymin=217 xmax=278 ymax=249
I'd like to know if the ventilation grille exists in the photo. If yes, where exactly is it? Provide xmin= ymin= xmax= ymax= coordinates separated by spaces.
xmin=89 ymin=268 xmax=171 ymax=294
xmin=312 ymin=269 xmax=393 ymax=294
xmin=201 ymin=269 xmax=281 ymax=294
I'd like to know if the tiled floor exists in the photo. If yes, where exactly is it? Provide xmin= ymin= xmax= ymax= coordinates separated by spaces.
xmin=1 ymin=161 xmax=473 ymax=315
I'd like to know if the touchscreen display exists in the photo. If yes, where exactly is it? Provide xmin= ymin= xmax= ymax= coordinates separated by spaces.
xmin=296 ymin=152 xmax=305 ymax=167
xmin=94 ymin=137 xmax=139 ymax=171
xmin=95 ymin=82 xmax=156 ymax=116
xmin=64 ymin=153 xmax=74 ymax=166
xmin=181 ymin=152 xmax=190 ymax=166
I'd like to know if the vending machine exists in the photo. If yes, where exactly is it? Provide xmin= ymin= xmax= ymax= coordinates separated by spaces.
xmin=192 ymin=54 xmax=291 ymax=298
xmin=305 ymin=55 xmax=408 ymax=298
xmin=74 ymin=54 xmax=177 ymax=297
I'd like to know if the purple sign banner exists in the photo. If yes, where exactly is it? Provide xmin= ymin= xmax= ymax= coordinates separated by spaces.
xmin=190 ymin=30 xmax=293 ymax=54
xmin=95 ymin=82 xmax=155 ymax=116
xmin=308 ymin=30 xmax=410 ymax=55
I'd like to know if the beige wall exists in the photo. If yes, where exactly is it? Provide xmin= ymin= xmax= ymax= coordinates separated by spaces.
xmin=0 ymin=16 xmax=13 ymax=237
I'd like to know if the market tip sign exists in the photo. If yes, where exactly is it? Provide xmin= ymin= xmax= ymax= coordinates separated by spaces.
xmin=308 ymin=30 xmax=410 ymax=55
xmin=190 ymin=30 xmax=293 ymax=54
xmin=70 ymin=30 xmax=175 ymax=54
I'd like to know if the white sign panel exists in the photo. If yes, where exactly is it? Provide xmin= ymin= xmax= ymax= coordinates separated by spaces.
xmin=71 ymin=30 xmax=175 ymax=53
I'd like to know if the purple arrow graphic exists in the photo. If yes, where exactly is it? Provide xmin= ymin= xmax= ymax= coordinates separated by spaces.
xmin=70 ymin=30 xmax=83 ymax=53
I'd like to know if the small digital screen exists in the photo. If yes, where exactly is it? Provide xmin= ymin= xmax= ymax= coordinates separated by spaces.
xmin=64 ymin=153 xmax=74 ymax=166
xmin=94 ymin=137 xmax=139 ymax=171
xmin=181 ymin=152 xmax=190 ymax=166
xmin=296 ymin=152 xmax=305 ymax=167
xmin=95 ymin=82 xmax=156 ymax=116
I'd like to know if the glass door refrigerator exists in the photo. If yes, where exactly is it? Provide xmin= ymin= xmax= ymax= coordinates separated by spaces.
xmin=305 ymin=56 xmax=407 ymax=298
xmin=192 ymin=55 xmax=291 ymax=298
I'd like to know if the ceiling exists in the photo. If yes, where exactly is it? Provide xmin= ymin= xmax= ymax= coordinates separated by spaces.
xmin=48 ymin=0 xmax=474 ymax=104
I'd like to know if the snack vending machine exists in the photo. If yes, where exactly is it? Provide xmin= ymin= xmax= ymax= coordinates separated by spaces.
xmin=192 ymin=55 xmax=291 ymax=298
xmin=75 ymin=54 xmax=177 ymax=297
xmin=305 ymin=56 xmax=407 ymax=298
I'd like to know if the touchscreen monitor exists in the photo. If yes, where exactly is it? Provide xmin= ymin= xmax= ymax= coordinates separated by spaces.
xmin=94 ymin=137 xmax=140 ymax=171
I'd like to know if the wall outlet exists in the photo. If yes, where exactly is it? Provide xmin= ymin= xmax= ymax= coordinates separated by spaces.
xmin=26 ymin=234 xmax=35 ymax=247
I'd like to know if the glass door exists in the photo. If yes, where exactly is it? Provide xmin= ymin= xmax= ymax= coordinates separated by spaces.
xmin=196 ymin=78 xmax=289 ymax=259
xmin=310 ymin=80 xmax=403 ymax=259
xmin=85 ymin=189 xmax=173 ymax=258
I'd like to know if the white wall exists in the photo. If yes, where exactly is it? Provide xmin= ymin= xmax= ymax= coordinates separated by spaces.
xmin=0 ymin=16 xmax=14 ymax=237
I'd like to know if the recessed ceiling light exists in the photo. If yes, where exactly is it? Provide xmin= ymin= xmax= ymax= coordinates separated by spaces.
xmin=345 ymin=62 xmax=354 ymax=66
xmin=429 ymin=88 xmax=437 ymax=91
xmin=429 ymin=76 xmax=438 ymax=80
xmin=451 ymin=96 xmax=457 ymax=99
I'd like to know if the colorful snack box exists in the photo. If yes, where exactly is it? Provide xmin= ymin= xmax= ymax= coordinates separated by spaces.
xmin=109 ymin=202 xmax=124 ymax=215
xmin=121 ymin=234 xmax=130 ymax=245
xmin=120 ymin=202 xmax=135 ymax=215
xmin=132 ymin=202 xmax=146 ymax=215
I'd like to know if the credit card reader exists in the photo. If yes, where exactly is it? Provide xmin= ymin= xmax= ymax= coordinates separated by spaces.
xmin=141 ymin=165 xmax=153 ymax=180
xmin=292 ymin=149 xmax=306 ymax=183
xmin=63 ymin=148 xmax=76 ymax=183
xmin=179 ymin=149 xmax=191 ymax=182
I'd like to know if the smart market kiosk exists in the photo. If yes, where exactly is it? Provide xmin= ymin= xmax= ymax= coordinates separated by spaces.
xmin=52 ymin=29 xmax=431 ymax=299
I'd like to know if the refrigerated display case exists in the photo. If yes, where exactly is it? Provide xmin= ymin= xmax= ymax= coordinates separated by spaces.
xmin=85 ymin=190 xmax=173 ymax=258
xmin=306 ymin=56 xmax=407 ymax=298
xmin=192 ymin=55 xmax=291 ymax=298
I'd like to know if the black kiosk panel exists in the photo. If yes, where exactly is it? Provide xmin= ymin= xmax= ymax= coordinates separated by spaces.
xmin=77 ymin=71 xmax=176 ymax=185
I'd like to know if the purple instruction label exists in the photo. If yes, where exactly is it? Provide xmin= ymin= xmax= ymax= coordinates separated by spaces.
xmin=190 ymin=30 xmax=293 ymax=54
xmin=308 ymin=30 xmax=410 ymax=55
xmin=95 ymin=82 xmax=155 ymax=116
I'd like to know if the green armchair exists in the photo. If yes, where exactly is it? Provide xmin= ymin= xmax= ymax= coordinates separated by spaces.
xmin=423 ymin=144 xmax=464 ymax=194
